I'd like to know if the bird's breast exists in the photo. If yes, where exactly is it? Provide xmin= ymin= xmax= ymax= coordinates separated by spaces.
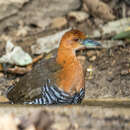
xmin=56 ymin=61 xmax=85 ymax=95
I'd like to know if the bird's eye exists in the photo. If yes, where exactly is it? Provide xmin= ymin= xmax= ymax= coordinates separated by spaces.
xmin=73 ymin=38 xmax=80 ymax=42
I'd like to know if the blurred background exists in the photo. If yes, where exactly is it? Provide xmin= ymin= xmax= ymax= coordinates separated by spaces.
xmin=0 ymin=0 xmax=130 ymax=130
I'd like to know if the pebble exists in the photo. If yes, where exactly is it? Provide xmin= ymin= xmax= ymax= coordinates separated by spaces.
xmin=89 ymin=56 xmax=96 ymax=61
xmin=94 ymin=18 xmax=104 ymax=26
xmin=0 ymin=41 xmax=32 ymax=66
xmin=31 ymin=29 xmax=70 ymax=54
xmin=0 ymin=72 xmax=4 ymax=78
xmin=51 ymin=17 xmax=67 ymax=29
xmin=77 ymin=56 xmax=86 ymax=66
xmin=68 ymin=11 xmax=89 ymax=22
xmin=121 ymin=69 xmax=129 ymax=75
xmin=36 ymin=17 xmax=52 ymax=29
xmin=0 ymin=114 xmax=20 ymax=130
xmin=86 ymin=51 xmax=97 ymax=57
xmin=0 ymin=96 xmax=9 ymax=102
xmin=83 ymin=0 xmax=115 ymax=21
xmin=127 ymin=10 xmax=130 ymax=17
xmin=26 ymin=125 xmax=36 ymax=130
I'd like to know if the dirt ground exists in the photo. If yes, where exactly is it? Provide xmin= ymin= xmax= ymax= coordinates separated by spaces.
xmin=0 ymin=0 xmax=129 ymax=129
xmin=1 ymin=105 xmax=130 ymax=130
xmin=85 ymin=43 xmax=130 ymax=98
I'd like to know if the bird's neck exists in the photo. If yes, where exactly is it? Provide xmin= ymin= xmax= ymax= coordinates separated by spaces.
xmin=56 ymin=47 xmax=77 ymax=66
xmin=56 ymin=47 xmax=85 ymax=94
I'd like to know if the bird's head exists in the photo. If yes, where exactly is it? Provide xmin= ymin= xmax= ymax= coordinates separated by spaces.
xmin=59 ymin=29 xmax=101 ymax=51
xmin=57 ymin=29 xmax=101 ymax=65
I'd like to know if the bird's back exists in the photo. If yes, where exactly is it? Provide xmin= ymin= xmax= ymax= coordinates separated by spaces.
xmin=7 ymin=58 xmax=62 ymax=103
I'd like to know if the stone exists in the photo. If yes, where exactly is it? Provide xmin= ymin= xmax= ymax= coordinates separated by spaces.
xmin=121 ymin=69 xmax=129 ymax=75
xmin=0 ymin=114 xmax=20 ymax=130
xmin=0 ymin=0 xmax=29 ymax=20
xmin=51 ymin=17 xmax=67 ymax=29
xmin=0 ymin=96 xmax=9 ymax=102
xmin=127 ymin=10 xmax=130 ymax=17
xmin=0 ymin=41 xmax=32 ymax=66
xmin=26 ymin=125 xmax=36 ymax=130
xmin=68 ymin=11 xmax=89 ymax=22
xmin=92 ymin=18 xmax=130 ymax=38
xmin=94 ymin=18 xmax=104 ymax=26
xmin=22 ymin=0 xmax=81 ymax=25
xmin=86 ymin=50 xmax=97 ymax=57
xmin=89 ymin=56 xmax=96 ymax=61
xmin=83 ymin=0 xmax=115 ymax=21
xmin=31 ymin=28 xmax=71 ymax=54
xmin=0 ymin=73 xmax=4 ymax=78
xmin=0 ymin=0 xmax=81 ymax=32
xmin=36 ymin=17 xmax=52 ymax=30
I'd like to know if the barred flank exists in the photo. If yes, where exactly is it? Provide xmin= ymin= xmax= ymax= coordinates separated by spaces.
xmin=25 ymin=79 xmax=85 ymax=105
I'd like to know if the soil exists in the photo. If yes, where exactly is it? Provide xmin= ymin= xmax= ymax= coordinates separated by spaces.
xmin=85 ymin=43 xmax=130 ymax=98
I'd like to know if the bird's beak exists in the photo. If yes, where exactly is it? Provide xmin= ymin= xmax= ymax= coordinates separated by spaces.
xmin=81 ymin=39 xmax=102 ymax=48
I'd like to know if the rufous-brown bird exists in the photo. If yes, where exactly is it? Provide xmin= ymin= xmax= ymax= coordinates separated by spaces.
xmin=7 ymin=29 xmax=101 ymax=104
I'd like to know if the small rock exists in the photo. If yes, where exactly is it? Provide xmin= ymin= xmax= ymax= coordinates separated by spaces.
xmin=16 ymin=26 xmax=29 ymax=37
xmin=93 ymin=18 xmax=130 ymax=38
xmin=94 ymin=18 xmax=104 ymax=26
xmin=121 ymin=69 xmax=129 ymax=75
xmin=0 ymin=96 xmax=9 ymax=102
xmin=0 ymin=34 xmax=11 ymax=41
xmin=31 ymin=28 xmax=70 ymax=54
xmin=25 ymin=125 xmax=36 ymax=130
xmin=16 ymin=20 xmax=29 ymax=37
xmin=0 ymin=41 xmax=32 ymax=66
xmin=68 ymin=11 xmax=89 ymax=22
xmin=36 ymin=17 xmax=52 ymax=29
xmin=83 ymin=3 xmax=89 ymax=12
xmin=0 ymin=73 xmax=4 ymax=78
xmin=0 ymin=0 xmax=29 ymax=20
xmin=83 ymin=0 xmax=115 ymax=21
xmin=0 ymin=0 xmax=81 ymax=32
xmin=89 ymin=56 xmax=96 ymax=61
xmin=51 ymin=17 xmax=67 ymax=29
xmin=73 ymin=123 xmax=79 ymax=129
xmin=0 ymin=114 xmax=20 ymax=130
xmin=86 ymin=51 xmax=97 ymax=57
xmin=77 ymin=56 xmax=86 ymax=67
xmin=127 ymin=10 xmax=130 ymax=17
xmin=52 ymin=121 xmax=70 ymax=130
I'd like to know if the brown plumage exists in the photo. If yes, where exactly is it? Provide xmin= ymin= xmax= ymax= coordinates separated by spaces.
xmin=7 ymin=29 xmax=94 ymax=104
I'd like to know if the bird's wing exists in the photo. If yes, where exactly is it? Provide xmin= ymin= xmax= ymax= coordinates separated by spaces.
xmin=7 ymin=58 xmax=62 ymax=103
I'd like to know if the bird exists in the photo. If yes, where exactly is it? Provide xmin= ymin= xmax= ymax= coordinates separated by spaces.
xmin=7 ymin=29 xmax=101 ymax=105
